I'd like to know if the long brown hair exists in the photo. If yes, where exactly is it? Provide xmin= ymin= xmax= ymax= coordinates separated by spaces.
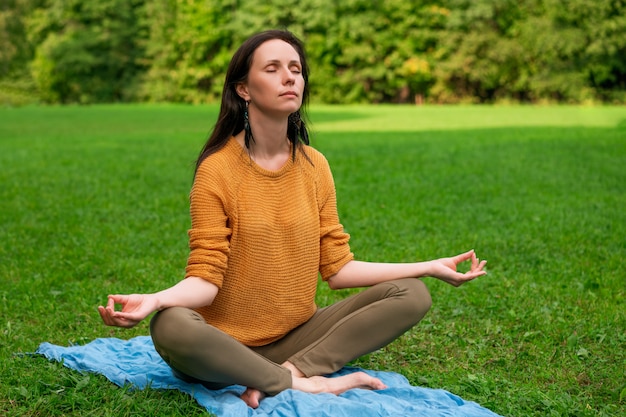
xmin=194 ymin=30 xmax=311 ymax=174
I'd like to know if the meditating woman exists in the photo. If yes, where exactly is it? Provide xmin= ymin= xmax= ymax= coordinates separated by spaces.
xmin=98 ymin=29 xmax=487 ymax=409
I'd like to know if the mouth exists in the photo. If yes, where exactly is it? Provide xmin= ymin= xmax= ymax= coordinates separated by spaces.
xmin=280 ymin=91 xmax=298 ymax=98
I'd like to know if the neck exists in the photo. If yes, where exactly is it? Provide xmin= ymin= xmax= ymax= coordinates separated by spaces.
xmin=245 ymin=108 xmax=290 ymax=160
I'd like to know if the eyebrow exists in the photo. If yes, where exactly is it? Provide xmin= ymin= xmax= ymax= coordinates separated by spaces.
xmin=264 ymin=59 xmax=301 ymax=66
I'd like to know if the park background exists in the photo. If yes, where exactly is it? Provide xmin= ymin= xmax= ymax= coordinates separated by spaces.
xmin=1 ymin=0 xmax=625 ymax=105
xmin=1 ymin=1 xmax=625 ymax=417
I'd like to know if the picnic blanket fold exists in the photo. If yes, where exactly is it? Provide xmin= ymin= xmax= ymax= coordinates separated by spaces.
xmin=36 ymin=336 xmax=502 ymax=417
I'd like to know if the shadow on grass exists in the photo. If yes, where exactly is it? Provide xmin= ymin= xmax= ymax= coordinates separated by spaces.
xmin=1 ymin=113 xmax=625 ymax=417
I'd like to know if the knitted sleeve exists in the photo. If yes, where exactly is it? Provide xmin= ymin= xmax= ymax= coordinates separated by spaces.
xmin=315 ymin=153 xmax=354 ymax=280
xmin=184 ymin=159 xmax=232 ymax=288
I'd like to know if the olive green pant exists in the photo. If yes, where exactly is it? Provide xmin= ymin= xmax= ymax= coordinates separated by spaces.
xmin=150 ymin=278 xmax=431 ymax=396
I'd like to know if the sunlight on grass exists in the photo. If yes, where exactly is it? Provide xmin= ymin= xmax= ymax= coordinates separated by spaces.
xmin=310 ymin=104 xmax=626 ymax=131
xmin=1 ymin=104 xmax=625 ymax=417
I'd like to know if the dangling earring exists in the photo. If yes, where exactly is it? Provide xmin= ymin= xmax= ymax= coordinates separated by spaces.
xmin=244 ymin=100 xmax=253 ymax=150
xmin=287 ymin=111 xmax=309 ymax=160
xmin=287 ymin=111 xmax=298 ymax=149
xmin=289 ymin=111 xmax=309 ymax=145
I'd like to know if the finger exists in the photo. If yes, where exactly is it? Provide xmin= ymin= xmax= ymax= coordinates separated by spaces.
xmin=471 ymin=260 xmax=487 ymax=272
xmin=471 ymin=251 xmax=478 ymax=270
xmin=112 ymin=317 xmax=138 ymax=328
xmin=98 ymin=306 xmax=113 ymax=326
xmin=99 ymin=304 xmax=139 ymax=328
xmin=465 ymin=270 xmax=487 ymax=279
xmin=97 ymin=306 xmax=107 ymax=322
xmin=108 ymin=294 xmax=128 ymax=306
xmin=452 ymin=250 xmax=474 ymax=264
xmin=112 ymin=311 xmax=134 ymax=320
xmin=106 ymin=296 xmax=117 ymax=310
xmin=106 ymin=311 xmax=134 ymax=328
xmin=113 ymin=310 xmax=144 ymax=323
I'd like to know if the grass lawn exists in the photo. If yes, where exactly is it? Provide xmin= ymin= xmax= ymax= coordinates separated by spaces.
xmin=1 ymin=104 xmax=625 ymax=416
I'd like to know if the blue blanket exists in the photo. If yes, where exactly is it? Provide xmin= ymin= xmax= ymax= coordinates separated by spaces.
xmin=36 ymin=336 xmax=502 ymax=417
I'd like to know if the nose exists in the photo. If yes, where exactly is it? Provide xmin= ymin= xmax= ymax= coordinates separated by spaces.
xmin=283 ymin=67 xmax=295 ymax=84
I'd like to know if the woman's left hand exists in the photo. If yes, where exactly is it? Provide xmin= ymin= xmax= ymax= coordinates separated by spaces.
xmin=427 ymin=249 xmax=487 ymax=287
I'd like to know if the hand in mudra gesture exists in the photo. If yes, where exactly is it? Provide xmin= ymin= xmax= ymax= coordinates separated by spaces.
xmin=98 ymin=294 xmax=158 ymax=328
xmin=428 ymin=250 xmax=487 ymax=287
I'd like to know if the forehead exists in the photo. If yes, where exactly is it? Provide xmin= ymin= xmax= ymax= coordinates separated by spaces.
xmin=252 ymin=39 xmax=301 ymax=65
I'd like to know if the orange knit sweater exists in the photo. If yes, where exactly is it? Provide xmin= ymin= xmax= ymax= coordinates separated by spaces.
xmin=185 ymin=137 xmax=354 ymax=346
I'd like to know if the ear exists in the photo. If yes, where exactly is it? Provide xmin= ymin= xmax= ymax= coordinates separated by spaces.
xmin=235 ymin=82 xmax=250 ymax=101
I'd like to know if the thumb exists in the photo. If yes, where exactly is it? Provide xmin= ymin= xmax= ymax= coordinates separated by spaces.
xmin=106 ymin=294 xmax=129 ymax=309
xmin=108 ymin=294 xmax=128 ymax=303
xmin=452 ymin=249 xmax=474 ymax=264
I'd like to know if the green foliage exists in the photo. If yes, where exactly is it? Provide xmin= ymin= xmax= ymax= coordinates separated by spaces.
xmin=0 ymin=76 xmax=38 ymax=106
xmin=139 ymin=0 xmax=236 ymax=103
xmin=0 ymin=0 xmax=41 ymax=77
xmin=308 ymin=0 xmax=442 ymax=104
xmin=1 ymin=0 xmax=625 ymax=104
xmin=434 ymin=0 xmax=626 ymax=103
xmin=0 ymin=0 xmax=44 ymax=105
xmin=26 ymin=0 xmax=147 ymax=103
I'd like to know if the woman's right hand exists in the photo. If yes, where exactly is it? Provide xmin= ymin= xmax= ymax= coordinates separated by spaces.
xmin=98 ymin=294 xmax=159 ymax=328
xmin=98 ymin=277 xmax=219 ymax=328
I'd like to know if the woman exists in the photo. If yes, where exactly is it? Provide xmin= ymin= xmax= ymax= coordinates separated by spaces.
xmin=98 ymin=29 xmax=487 ymax=408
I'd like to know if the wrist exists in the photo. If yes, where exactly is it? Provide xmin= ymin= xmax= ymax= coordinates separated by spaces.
xmin=150 ymin=292 xmax=167 ymax=311
xmin=420 ymin=260 xmax=434 ymax=278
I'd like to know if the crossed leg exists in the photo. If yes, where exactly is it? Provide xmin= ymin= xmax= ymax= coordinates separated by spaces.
xmin=151 ymin=278 xmax=431 ymax=408
xmin=242 ymin=279 xmax=430 ymax=407
xmin=240 ymin=361 xmax=387 ymax=408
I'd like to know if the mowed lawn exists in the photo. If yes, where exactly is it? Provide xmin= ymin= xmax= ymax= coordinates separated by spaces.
xmin=0 ymin=104 xmax=624 ymax=417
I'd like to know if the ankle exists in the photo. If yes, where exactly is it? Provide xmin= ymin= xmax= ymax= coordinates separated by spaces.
xmin=282 ymin=360 xmax=305 ymax=378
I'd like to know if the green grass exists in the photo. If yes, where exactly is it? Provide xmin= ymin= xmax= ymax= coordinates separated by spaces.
xmin=1 ymin=104 xmax=625 ymax=416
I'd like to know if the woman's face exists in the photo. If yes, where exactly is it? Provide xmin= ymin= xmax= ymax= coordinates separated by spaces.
xmin=237 ymin=39 xmax=305 ymax=118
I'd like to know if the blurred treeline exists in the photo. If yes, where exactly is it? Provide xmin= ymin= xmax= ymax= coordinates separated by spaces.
xmin=1 ymin=0 xmax=625 ymax=105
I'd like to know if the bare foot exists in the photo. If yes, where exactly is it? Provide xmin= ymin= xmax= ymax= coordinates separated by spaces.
xmin=283 ymin=360 xmax=387 ymax=395
xmin=240 ymin=387 xmax=265 ymax=408
xmin=240 ymin=361 xmax=386 ymax=408
xmin=292 ymin=371 xmax=387 ymax=395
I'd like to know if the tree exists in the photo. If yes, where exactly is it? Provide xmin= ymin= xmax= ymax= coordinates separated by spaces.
xmin=3 ymin=0 xmax=624 ymax=104
xmin=27 ymin=0 xmax=147 ymax=103
xmin=579 ymin=0 xmax=626 ymax=102
xmin=432 ymin=0 xmax=626 ymax=103
xmin=0 ymin=0 xmax=44 ymax=104
xmin=431 ymin=0 xmax=529 ymax=103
